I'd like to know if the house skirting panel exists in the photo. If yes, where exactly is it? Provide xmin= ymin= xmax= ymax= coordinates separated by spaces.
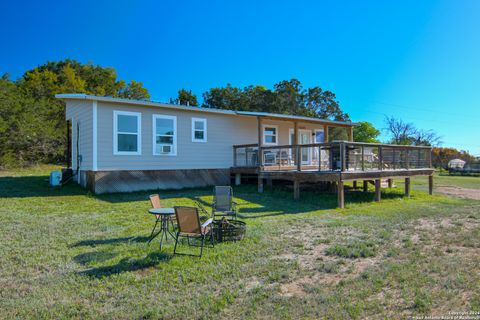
xmin=84 ymin=169 xmax=231 ymax=194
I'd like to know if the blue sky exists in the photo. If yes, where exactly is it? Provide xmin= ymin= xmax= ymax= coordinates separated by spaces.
xmin=1 ymin=0 xmax=479 ymax=155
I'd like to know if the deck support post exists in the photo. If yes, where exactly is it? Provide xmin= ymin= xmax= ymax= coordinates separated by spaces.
xmin=258 ymin=175 xmax=264 ymax=193
xmin=374 ymin=179 xmax=381 ymax=201
xmin=428 ymin=175 xmax=433 ymax=195
xmin=267 ymin=178 xmax=273 ymax=188
xmin=353 ymin=180 xmax=357 ymax=189
xmin=337 ymin=181 xmax=345 ymax=208
xmin=388 ymin=179 xmax=393 ymax=188
xmin=235 ymin=173 xmax=241 ymax=186
xmin=293 ymin=179 xmax=300 ymax=200
xmin=363 ymin=180 xmax=368 ymax=192
xmin=405 ymin=177 xmax=411 ymax=197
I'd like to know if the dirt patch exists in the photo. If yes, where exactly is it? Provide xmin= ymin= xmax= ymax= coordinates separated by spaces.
xmin=278 ymin=256 xmax=380 ymax=298
xmin=415 ymin=217 xmax=454 ymax=231
xmin=244 ymin=276 xmax=262 ymax=291
xmin=280 ymin=282 xmax=307 ymax=297
xmin=436 ymin=186 xmax=480 ymax=200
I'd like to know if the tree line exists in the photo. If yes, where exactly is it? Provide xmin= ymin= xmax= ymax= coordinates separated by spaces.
xmin=0 ymin=59 xmax=472 ymax=169
xmin=0 ymin=60 xmax=150 ymax=167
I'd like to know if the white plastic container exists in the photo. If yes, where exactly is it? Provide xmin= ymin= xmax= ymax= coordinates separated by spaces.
xmin=49 ymin=171 xmax=62 ymax=187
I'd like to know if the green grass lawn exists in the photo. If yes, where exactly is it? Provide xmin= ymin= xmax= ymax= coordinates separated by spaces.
xmin=0 ymin=166 xmax=479 ymax=319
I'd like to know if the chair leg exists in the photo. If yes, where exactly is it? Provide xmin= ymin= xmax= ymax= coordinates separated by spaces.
xmin=173 ymin=232 xmax=180 ymax=255
xmin=199 ymin=235 xmax=205 ymax=258
xmin=210 ymin=230 xmax=215 ymax=248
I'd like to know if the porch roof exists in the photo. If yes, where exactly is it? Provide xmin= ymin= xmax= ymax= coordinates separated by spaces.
xmin=236 ymin=111 xmax=358 ymax=127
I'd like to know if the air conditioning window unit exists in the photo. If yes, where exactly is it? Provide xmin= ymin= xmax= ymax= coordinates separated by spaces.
xmin=160 ymin=145 xmax=172 ymax=154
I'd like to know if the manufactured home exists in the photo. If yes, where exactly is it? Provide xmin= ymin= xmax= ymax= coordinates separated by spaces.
xmin=57 ymin=94 xmax=434 ymax=207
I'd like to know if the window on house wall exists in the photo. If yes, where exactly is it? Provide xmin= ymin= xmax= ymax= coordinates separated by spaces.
xmin=263 ymin=125 xmax=278 ymax=145
xmin=114 ymin=111 xmax=141 ymax=155
xmin=153 ymin=114 xmax=177 ymax=155
xmin=192 ymin=118 xmax=207 ymax=142
xmin=315 ymin=129 xmax=325 ymax=143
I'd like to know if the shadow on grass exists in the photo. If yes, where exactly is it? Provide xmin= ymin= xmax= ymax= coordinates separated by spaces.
xmin=0 ymin=175 xmax=86 ymax=198
xmin=1 ymin=174 xmax=413 ymax=219
xmin=73 ymin=251 xmax=118 ymax=265
xmin=71 ymin=236 xmax=150 ymax=247
xmin=187 ymin=185 xmax=409 ymax=219
xmin=78 ymin=252 xmax=171 ymax=278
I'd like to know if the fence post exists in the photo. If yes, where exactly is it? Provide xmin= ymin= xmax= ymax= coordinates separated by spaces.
xmin=258 ymin=147 xmax=264 ymax=171
xmin=361 ymin=145 xmax=365 ymax=171
xmin=296 ymin=145 xmax=301 ymax=172
xmin=405 ymin=148 xmax=410 ymax=169
xmin=378 ymin=146 xmax=383 ymax=170
xmin=318 ymin=145 xmax=322 ymax=171
xmin=392 ymin=148 xmax=396 ymax=170
xmin=233 ymin=146 xmax=237 ymax=167
xmin=429 ymin=148 xmax=433 ymax=168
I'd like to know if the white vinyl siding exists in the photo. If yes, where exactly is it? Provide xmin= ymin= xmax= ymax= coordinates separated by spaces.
xmin=192 ymin=118 xmax=207 ymax=142
xmin=113 ymin=110 xmax=141 ymax=155
xmin=65 ymin=100 xmax=93 ymax=171
xmin=153 ymin=114 xmax=177 ymax=156
xmin=94 ymin=102 xmax=328 ymax=171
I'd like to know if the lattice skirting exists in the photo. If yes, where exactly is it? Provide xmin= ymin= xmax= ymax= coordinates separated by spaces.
xmin=84 ymin=169 xmax=231 ymax=194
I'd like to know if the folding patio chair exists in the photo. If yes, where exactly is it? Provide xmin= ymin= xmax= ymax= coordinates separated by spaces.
xmin=212 ymin=186 xmax=237 ymax=220
xmin=173 ymin=206 xmax=214 ymax=258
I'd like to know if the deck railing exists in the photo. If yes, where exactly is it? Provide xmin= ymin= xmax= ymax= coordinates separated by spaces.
xmin=233 ymin=141 xmax=432 ymax=172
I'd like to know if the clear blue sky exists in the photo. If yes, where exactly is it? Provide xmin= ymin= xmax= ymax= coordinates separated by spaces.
xmin=1 ymin=0 xmax=479 ymax=155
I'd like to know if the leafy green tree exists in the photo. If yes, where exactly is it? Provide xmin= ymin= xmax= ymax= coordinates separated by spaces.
xmin=118 ymin=80 xmax=150 ymax=100
xmin=202 ymin=84 xmax=249 ymax=110
xmin=171 ymin=89 xmax=198 ymax=106
xmin=273 ymin=79 xmax=305 ymax=115
xmin=201 ymin=79 xmax=350 ymax=122
xmin=306 ymin=87 xmax=349 ymax=121
xmin=353 ymin=121 xmax=380 ymax=143
xmin=0 ymin=59 xmax=150 ymax=167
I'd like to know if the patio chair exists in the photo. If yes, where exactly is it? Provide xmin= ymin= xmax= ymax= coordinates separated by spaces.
xmin=173 ymin=206 xmax=214 ymax=257
xmin=212 ymin=186 xmax=237 ymax=220
xmin=148 ymin=194 xmax=176 ymax=243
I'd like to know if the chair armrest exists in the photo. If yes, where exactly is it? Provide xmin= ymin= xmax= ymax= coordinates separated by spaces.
xmin=201 ymin=218 xmax=213 ymax=228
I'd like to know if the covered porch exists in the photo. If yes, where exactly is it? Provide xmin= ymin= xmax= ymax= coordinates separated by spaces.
xmin=232 ymin=139 xmax=434 ymax=208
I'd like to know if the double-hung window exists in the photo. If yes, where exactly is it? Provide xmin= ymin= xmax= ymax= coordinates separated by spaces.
xmin=153 ymin=114 xmax=177 ymax=156
xmin=113 ymin=111 xmax=141 ymax=155
xmin=192 ymin=118 xmax=207 ymax=142
xmin=263 ymin=125 xmax=278 ymax=145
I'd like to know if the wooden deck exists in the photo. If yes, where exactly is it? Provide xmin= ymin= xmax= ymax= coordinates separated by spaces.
xmin=232 ymin=141 xmax=434 ymax=208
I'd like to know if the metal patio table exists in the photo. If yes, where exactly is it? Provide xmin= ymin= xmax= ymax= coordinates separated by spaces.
xmin=148 ymin=207 xmax=176 ymax=250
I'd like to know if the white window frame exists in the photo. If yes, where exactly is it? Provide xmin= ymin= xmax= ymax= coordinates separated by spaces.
xmin=191 ymin=117 xmax=207 ymax=143
xmin=262 ymin=125 xmax=278 ymax=146
xmin=113 ymin=110 xmax=142 ymax=155
xmin=152 ymin=114 xmax=177 ymax=156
